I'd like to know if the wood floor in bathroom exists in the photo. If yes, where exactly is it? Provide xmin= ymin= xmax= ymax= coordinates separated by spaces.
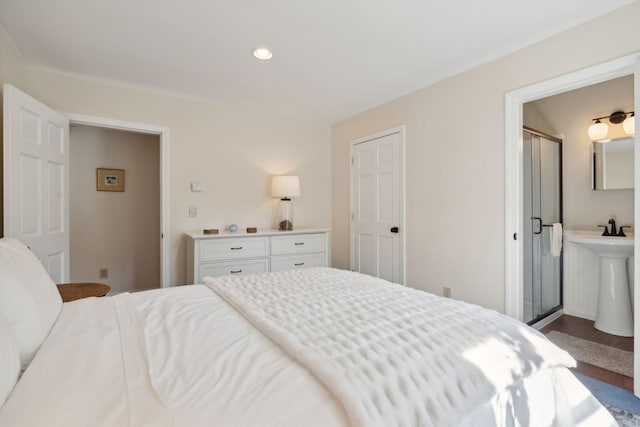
xmin=540 ymin=314 xmax=633 ymax=391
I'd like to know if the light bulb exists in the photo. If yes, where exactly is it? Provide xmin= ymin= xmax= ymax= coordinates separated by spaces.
xmin=588 ymin=120 xmax=608 ymax=140
xmin=623 ymin=113 xmax=635 ymax=135
xmin=252 ymin=48 xmax=273 ymax=60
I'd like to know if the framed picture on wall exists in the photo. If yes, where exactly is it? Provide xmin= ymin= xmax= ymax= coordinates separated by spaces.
xmin=96 ymin=168 xmax=125 ymax=192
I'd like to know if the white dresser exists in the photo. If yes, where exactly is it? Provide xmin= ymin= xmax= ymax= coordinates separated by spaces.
xmin=186 ymin=229 xmax=330 ymax=283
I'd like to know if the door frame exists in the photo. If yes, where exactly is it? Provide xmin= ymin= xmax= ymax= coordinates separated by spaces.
xmin=349 ymin=125 xmax=406 ymax=284
xmin=504 ymin=52 xmax=639 ymax=393
xmin=65 ymin=113 xmax=171 ymax=288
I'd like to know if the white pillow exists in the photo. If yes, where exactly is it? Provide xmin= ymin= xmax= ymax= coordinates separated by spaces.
xmin=0 ymin=313 xmax=20 ymax=406
xmin=0 ymin=238 xmax=62 ymax=369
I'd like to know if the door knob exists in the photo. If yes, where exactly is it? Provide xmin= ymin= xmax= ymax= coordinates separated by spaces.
xmin=390 ymin=227 xmax=399 ymax=233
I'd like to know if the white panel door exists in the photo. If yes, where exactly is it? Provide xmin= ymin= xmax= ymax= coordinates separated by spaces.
xmin=351 ymin=130 xmax=403 ymax=283
xmin=3 ymin=84 xmax=70 ymax=283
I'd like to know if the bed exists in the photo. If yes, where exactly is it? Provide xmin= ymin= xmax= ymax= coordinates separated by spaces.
xmin=0 ymin=238 xmax=616 ymax=426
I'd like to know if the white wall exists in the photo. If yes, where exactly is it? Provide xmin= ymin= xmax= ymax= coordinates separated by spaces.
xmin=24 ymin=67 xmax=331 ymax=285
xmin=530 ymin=75 xmax=634 ymax=229
xmin=69 ymin=125 xmax=160 ymax=293
xmin=331 ymin=2 xmax=640 ymax=312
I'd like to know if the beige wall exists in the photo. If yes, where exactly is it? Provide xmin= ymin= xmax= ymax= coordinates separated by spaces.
xmin=523 ymin=103 xmax=557 ymax=136
xmin=0 ymin=24 xmax=331 ymax=286
xmin=25 ymin=68 xmax=332 ymax=285
xmin=69 ymin=125 xmax=160 ymax=293
xmin=331 ymin=3 xmax=640 ymax=312
xmin=0 ymin=25 xmax=28 ymax=236
xmin=0 ymin=25 xmax=27 ymax=91
xmin=529 ymin=75 xmax=634 ymax=229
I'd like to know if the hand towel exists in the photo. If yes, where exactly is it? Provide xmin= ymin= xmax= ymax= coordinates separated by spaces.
xmin=551 ymin=223 xmax=563 ymax=257
xmin=541 ymin=227 xmax=551 ymax=255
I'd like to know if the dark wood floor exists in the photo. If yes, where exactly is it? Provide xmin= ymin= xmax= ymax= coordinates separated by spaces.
xmin=540 ymin=314 xmax=634 ymax=391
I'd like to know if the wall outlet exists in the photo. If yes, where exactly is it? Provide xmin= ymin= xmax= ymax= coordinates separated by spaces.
xmin=443 ymin=286 xmax=452 ymax=298
xmin=99 ymin=268 xmax=108 ymax=279
xmin=189 ymin=205 xmax=197 ymax=217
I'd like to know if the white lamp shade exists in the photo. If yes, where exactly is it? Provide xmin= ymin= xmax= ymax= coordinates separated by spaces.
xmin=588 ymin=121 xmax=608 ymax=140
xmin=271 ymin=176 xmax=300 ymax=198
xmin=623 ymin=114 xmax=635 ymax=135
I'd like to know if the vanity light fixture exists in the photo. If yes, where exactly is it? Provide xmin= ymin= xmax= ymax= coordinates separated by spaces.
xmin=252 ymin=47 xmax=273 ymax=60
xmin=588 ymin=110 xmax=635 ymax=140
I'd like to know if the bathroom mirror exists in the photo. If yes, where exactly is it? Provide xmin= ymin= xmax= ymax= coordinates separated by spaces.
xmin=592 ymin=137 xmax=634 ymax=190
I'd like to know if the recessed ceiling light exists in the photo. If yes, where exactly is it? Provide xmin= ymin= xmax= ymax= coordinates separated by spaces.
xmin=252 ymin=48 xmax=273 ymax=60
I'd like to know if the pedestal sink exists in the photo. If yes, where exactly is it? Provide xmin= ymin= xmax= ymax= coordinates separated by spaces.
xmin=567 ymin=233 xmax=634 ymax=337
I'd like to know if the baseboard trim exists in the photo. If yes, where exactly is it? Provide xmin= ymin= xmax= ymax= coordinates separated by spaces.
xmin=531 ymin=309 xmax=564 ymax=330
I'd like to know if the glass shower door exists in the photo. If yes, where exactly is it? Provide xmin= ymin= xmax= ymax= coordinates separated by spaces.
xmin=523 ymin=128 xmax=562 ymax=324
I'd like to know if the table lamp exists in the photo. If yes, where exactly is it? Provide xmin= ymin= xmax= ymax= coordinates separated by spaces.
xmin=271 ymin=176 xmax=300 ymax=231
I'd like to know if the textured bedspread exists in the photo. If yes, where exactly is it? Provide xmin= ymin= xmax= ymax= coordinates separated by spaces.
xmin=204 ymin=268 xmax=613 ymax=427
xmin=0 ymin=268 xmax=616 ymax=427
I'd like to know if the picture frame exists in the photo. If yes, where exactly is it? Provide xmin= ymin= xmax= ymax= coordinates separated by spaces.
xmin=96 ymin=168 xmax=125 ymax=192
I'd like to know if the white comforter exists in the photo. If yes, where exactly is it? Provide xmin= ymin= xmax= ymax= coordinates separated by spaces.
xmin=0 ymin=268 xmax=615 ymax=427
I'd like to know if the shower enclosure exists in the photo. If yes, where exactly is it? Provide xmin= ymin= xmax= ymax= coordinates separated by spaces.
xmin=523 ymin=127 xmax=563 ymax=324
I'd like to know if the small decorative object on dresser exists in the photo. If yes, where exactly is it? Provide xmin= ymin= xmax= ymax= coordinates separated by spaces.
xmin=186 ymin=228 xmax=329 ymax=283
xmin=247 ymin=227 xmax=257 ymax=233
xmin=271 ymin=176 xmax=300 ymax=231
xmin=229 ymin=224 xmax=238 ymax=233
xmin=96 ymin=168 xmax=125 ymax=192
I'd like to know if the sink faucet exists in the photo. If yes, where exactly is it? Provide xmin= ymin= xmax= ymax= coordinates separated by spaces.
xmin=597 ymin=218 xmax=631 ymax=237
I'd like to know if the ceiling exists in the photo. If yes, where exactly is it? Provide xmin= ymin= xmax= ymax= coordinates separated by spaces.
xmin=0 ymin=0 xmax=634 ymax=123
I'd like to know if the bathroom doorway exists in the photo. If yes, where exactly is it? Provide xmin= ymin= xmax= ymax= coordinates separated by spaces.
xmin=505 ymin=53 xmax=639 ymax=395
xmin=522 ymin=127 xmax=563 ymax=324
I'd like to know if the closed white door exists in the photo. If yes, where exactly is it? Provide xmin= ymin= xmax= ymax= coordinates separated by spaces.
xmin=3 ymin=84 xmax=70 ymax=283
xmin=351 ymin=129 xmax=404 ymax=283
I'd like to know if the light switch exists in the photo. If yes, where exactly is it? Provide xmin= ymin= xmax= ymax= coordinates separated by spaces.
xmin=191 ymin=182 xmax=203 ymax=192
xmin=189 ymin=205 xmax=197 ymax=217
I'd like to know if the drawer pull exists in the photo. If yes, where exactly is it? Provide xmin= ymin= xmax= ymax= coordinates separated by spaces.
xmin=230 ymin=269 xmax=243 ymax=274
xmin=294 ymin=262 xmax=305 ymax=266
xmin=294 ymin=242 xmax=305 ymax=246
xmin=230 ymin=246 xmax=243 ymax=250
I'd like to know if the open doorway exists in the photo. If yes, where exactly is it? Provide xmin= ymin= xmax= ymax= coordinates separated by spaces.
xmin=69 ymin=124 xmax=161 ymax=293
xmin=524 ymin=76 xmax=634 ymax=391
xmin=505 ymin=53 xmax=639 ymax=395
xmin=2 ymin=86 xmax=170 ymax=288
xmin=67 ymin=113 xmax=170 ymax=289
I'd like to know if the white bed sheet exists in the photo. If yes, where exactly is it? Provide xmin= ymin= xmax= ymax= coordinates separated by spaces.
xmin=0 ymin=283 xmax=615 ymax=426
xmin=130 ymin=285 xmax=348 ymax=427
xmin=0 ymin=286 xmax=347 ymax=427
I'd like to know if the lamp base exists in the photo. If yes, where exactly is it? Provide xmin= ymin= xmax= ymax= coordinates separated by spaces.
xmin=278 ymin=220 xmax=293 ymax=231
xmin=274 ymin=198 xmax=294 ymax=231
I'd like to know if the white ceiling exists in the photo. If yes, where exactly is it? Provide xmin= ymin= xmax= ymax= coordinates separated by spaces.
xmin=0 ymin=0 xmax=634 ymax=123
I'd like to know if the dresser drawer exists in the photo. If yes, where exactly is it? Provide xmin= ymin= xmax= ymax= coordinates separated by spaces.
xmin=270 ymin=253 xmax=325 ymax=272
xmin=200 ymin=258 xmax=269 ymax=279
xmin=271 ymin=233 xmax=325 ymax=256
xmin=200 ymin=237 xmax=269 ymax=261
